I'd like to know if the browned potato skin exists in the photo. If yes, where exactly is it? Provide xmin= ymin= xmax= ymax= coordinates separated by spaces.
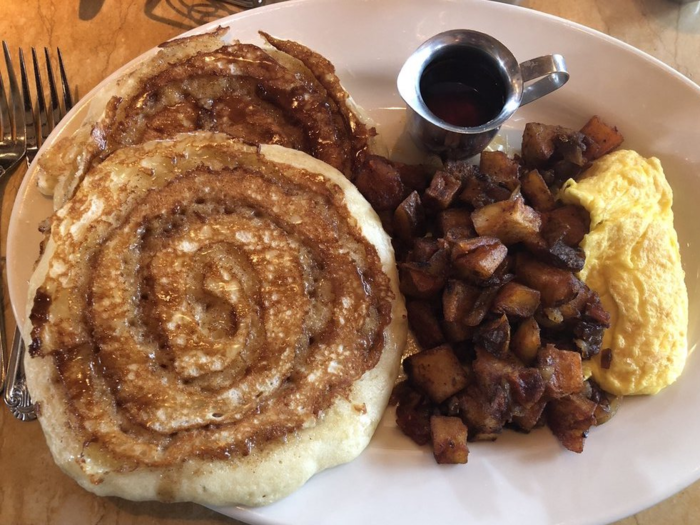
xmin=521 ymin=169 xmax=556 ymax=212
xmin=546 ymin=394 xmax=597 ymax=453
xmin=395 ymin=387 xmax=432 ymax=446
xmin=404 ymin=345 xmax=470 ymax=404
xmin=537 ymin=345 xmax=584 ymax=399
xmin=430 ymin=416 xmax=470 ymax=464
xmin=406 ymin=301 xmax=445 ymax=350
xmin=543 ymin=205 xmax=590 ymax=247
xmin=353 ymin=155 xmax=407 ymax=211
xmin=393 ymin=191 xmax=425 ymax=242
xmin=479 ymin=151 xmax=520 ymax=191
xmin=511 ymin=317 xmax=541 ymax=365
xmin=471 ymin=194 xmax=542 ymax=245
xmin=580 ymin=115 xmax=624 ymax=161
xmin=491 ymin=281 xmax=541 ymax=318
xmin=515 ymin=252 xmax=581 ymax=307
xmin=451 ymin=237 xmax=508 ymax=282
xmin=424 ymin=170 xmax=463 ymax=211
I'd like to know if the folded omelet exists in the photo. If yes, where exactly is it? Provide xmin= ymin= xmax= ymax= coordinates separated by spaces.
xmin=560 ymin=150 xmax=688 ymax=395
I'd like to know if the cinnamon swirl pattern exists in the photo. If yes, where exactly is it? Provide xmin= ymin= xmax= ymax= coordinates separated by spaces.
xmin=24 ymin=134 xmax=406 ymax=506
xmin=36 ymin=28 xmax=379 ymax=209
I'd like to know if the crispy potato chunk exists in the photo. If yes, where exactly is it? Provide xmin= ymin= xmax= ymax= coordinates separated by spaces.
xmin=438 ymin=208 xmax=474 ymax=239
xmin=491 ymin=281 xmax=541 ymax=318
xmin=580 ymin=115 xmax=624 ymax=161
xmin=521 ymin=169 xmax=556 ymax=212
xmin=393 ymin=191 xmax=426 ymax=242
xmin=424 ymin=170 xmax=463 ymax=211
xmin=354 ymin=155 xmax=406 ymax=211
xmin=537 ymin=345 xmax=584 ymax=399
xmin=471 ymin=194 xmax=542 ymax=245
xmin=457 ymin=384 xmax=508 ymax=441
xmin=399 ymin=247 xmax=449 ymax=299
xmin=474 ymin=315 xmax=511 ymax=359
xmin=479 ymin=151 xmax=520 ymax=191
xmin=395 ymin=386 xmax=432 ymax=446
xmin=543 ymin=205 xmax=590 ymax=247
xmin=511 ymin=317 xmax=541 ymax=365
xmin=546 ymin=394 xmax=597 ymax=453
xmin=515 ymin=252 xmax=581 ymax=306
xmin=406 ymin=301 xmax=445 ymax=350
xmin=451 ymin=237 xmax=508 ymax=282
xmin=404 ymin=345 xmax=470 ymax=404
xmin=430 ymin=416 xmax=469 ymax=464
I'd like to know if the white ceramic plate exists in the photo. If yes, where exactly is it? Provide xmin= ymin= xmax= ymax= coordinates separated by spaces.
xmin=8 ymin=1 xmax=700 ymax=524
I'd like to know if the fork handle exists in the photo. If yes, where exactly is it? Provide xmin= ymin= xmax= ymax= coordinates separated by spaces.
xmin=3 ymin=327 xmax=36 ymax=421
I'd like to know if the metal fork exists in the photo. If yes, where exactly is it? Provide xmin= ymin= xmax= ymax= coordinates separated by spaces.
xmin=3 ymin=46 xmax=71 ymax=421
xmin=0 ymin=42 xmax=27 ymax=399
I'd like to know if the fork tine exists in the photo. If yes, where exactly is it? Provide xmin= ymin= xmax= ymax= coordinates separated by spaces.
xmin=19 ymin=49 xmax=38 ymax=156
xmin=3 ymin=42 xmax=25 ymax=144
xmin=57 ymin=48 xmax=72 ymax=112
xmin=44 ymin=47 xmax=60 ymax=131
xmin=0 ymin=64 xmax=9 ymax=142
xmin=31 ymin=48 xmax=49 ymax=149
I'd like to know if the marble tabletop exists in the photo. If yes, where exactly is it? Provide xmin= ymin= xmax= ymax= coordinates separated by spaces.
xmin=1 ymin=0 xmax=699 ymax=524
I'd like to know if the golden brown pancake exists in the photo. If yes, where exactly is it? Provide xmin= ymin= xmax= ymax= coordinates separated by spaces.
xmin=36 ymin=28 xmax=379 ymax=209
xmin=24 ymin=134 xmax=406 ymax=506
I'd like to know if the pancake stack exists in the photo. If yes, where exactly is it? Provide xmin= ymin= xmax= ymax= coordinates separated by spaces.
xmin=23 ymin=30 xmax=405 ymax=507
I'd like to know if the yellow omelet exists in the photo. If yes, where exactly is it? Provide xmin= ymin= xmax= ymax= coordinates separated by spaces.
xmin=560 ymin=150 xmax=688 ymax=395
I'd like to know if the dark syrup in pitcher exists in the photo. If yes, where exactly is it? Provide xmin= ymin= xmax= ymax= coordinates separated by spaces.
xmin=420 ymin=49 xmax=506 ymax=128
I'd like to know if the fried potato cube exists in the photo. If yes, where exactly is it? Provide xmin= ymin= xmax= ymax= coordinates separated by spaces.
xmin=512 ymin=399 xmax=547 ymax=432
xmin=395 ymin=161 xmax=433 ymax=192
xmin=580 ymin=115 xmax=624 ymax=161
xmin=393 ymin=191 xmax=426 ymax=242
xmin=521 ymin=169 xmax=556 ymax=212
xmin=515 ymin=252 xmax=581 ymax=306
xmin=354 ymin=155 xmax=407 ymax=211
xmin=472 ymin=348 xmax=544 ymax=409
xmin=511 ymin=317 xmax=541 ymax=365
xmin=473 ymin=315 xmax=511 ymax=359
xmin=406 ymin=301 xmax=445 ymax=350
xmin=399 ymin=247 xmax=449 ymax=299
xmin=423 ymin=170 xmax=463 ymax=211
xmin=442 ymin=280 xmax=480 ymax=323
xmin=451 ymin=237 xmax=508 ymax=281
xmin=479 ymin=150 xmax=520 ymax=191
xmin=404 ymin=345 xmax=470 ymax=404
xmin=395 ymin=385 xmax=432 ymax=446
xmin=409 ymin=237 xmax=443 ymax=263
xmin=492 ymin=281 xmax=541 ymax=318
xmin=430 ymin=416 xmax=469 ymax=464
xmin=441 ymin=319 xmax=476 ymax=343
xmin=471 ymin=194 xmax=542 ymax=245
xmin=457 ymin=384 xmax=508 ymax=441
xmin=537 ymin=345 xmax=584 ymax=399
xmin=438 ymin=208 xmax=474 ymax=238
xmin=543 ymin=205 xmax=590 ymax=247
xmin=521 ymin=122 xmax=561 ymax=168
xmin=546 ymin=393 xmax=597 ymax=453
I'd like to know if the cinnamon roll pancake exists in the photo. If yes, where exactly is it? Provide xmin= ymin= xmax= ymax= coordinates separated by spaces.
xmin=36 ymin=27 xmax=379 ymax=209
xmin=23 ymin=133 xmax=406 ymax=506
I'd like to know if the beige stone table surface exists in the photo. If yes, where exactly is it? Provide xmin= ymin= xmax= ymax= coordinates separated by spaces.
xmin=0 ymin=0 xmax=698 ymax=524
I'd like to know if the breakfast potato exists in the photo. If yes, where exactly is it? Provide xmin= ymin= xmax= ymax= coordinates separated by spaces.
xmin=471 ymin=194 xmax=542 ymax=245
xmin=442 ymin=280 xmax=480 ymax=324
xmin=406 ymin=301 xmax=445 ymax=350
xmin=404 ymin=345 xmax=470 ymax=404
xmin=479 ymin=150 xmax=520 ymax=191
xmin=457 ymin=384 xmax=509 ymax=441
xmin=430 ymin=416 xmax=469 ymax=464
xmin=511 ymin=399 xmax=547 ymax=432
xmin=537 ymin=345 xmax=584 ymax=399
xmin=354 ymin=155 xmax=407 ymax=211
xmin=511 ymin=317 xmax=541 ymax=365
xmin=399 ymin=247 xmax=449 ymax=298
xmin=395 ymin=386 xmax=432 ymax=446
xmin=580 ymin=115 xmax=624 ymax=161
xmin=543 ymin=205 xmax=590 ymax=247
xmin=521 ymin=169 xmax=556 ymax=212
xmin=491 ymin=281 xmax=541 ymax=318
xmin=393 ymin=191 xmax=426 ymax=242
xmin=473 ymin=315 xmax=511 ymax=359
xmin=451 ymin=237 xmax=508 ymax=282
xmin=438 ymin=208 xmax=475 ymax=238
xmin=546 ymin=394 xmax=597 ymax=453
xmin=515 ymin=252 xmax=581 ymax=306
xmin=424 ymin=170 xmax=463 ymax=210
